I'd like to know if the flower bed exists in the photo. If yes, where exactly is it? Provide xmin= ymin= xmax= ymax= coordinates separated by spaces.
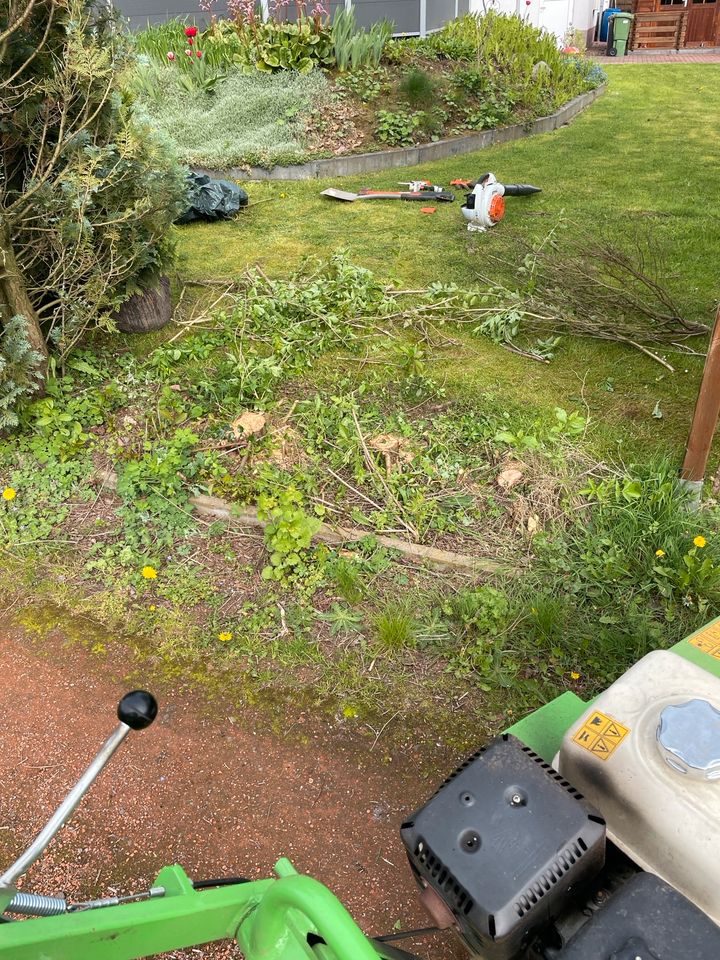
xmin=130 ymin=12 xmax=606 ymax=170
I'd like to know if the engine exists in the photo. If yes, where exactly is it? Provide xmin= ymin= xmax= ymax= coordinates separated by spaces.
xmin=401 ymin=647 xmax=720 ymax=959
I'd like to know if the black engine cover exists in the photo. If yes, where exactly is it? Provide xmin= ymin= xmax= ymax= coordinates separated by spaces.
xmin=558 ymin=872 xmax=720 ymax=960
xmin=401 ymin=734 xmax=606 ymax=960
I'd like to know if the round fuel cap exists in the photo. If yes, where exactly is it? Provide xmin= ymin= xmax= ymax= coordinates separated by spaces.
xmin=656 ymin=698 xmax=720 ymax=780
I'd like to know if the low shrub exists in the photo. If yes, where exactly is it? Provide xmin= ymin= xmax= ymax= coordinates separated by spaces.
xmin=375 ymin=109 xmax=423 ymax=146
xmin=416 ymin=13 xmax=605 ymax=111
xmin=134 ymin=69 xmax=331 ymax=168
xmin=334 ymin=66 xmax=385 ymax=102
xmin=0 ymin=317 xmax=44 ymax=431
xmin=398 ymin=67 xmax=435 ymax=107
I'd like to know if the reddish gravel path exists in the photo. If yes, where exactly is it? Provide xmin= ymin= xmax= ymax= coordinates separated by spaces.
xmin=0 ymin=625 xmax=466 ymax=959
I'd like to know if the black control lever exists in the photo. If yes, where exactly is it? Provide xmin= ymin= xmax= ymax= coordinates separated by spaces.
xmin=0 ymin=691 xmax=158 ymax=912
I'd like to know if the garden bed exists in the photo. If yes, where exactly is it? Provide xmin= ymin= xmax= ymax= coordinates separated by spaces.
xmin=194 ymin=84 xmax=605 ymax=180
xmin=130 ymin=12 xmax=606 ymax=170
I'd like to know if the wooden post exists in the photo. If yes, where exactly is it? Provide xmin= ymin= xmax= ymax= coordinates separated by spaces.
xmin=681 ymin=305 xmax=720 ymax=495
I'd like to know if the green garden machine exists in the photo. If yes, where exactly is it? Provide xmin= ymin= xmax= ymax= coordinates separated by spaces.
xmin=3 ymin=618 xmax=720 ymax=959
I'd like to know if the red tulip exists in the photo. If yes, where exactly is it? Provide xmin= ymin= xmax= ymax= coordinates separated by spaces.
xmin=187 ymin=35 xmax=194 ymax=44
xmin=185 ymin=48 xmax=193 ymax=56
xmin=185 ymin=25 xmax=198 ymax=37
xmin=167 ymin=50 xmax=175 ymax=60
xmin=196 ymin=49 xmax=203 ymax=58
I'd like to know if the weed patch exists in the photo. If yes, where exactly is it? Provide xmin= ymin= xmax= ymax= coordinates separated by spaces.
xmin=1 ymin=255 xmax=718 ymax=726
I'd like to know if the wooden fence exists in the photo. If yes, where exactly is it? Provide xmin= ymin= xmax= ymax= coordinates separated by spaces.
xmin=630 ymin=10 xmax=687 ymax=49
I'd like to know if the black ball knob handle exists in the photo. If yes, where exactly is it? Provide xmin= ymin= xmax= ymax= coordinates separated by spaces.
xmin=117 ymin=690 xmax=158 ymax=730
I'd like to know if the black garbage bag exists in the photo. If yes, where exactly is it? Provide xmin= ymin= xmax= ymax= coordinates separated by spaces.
xmin=176 ymin=172 xmax=248 ymax=224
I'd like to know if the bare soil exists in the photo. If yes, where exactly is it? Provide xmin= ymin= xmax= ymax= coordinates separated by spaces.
xmin=0 ymin=622 xmax=466 ymax=959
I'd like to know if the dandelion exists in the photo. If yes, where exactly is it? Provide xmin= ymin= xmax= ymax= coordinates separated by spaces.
xmin=570 ymin=671 xmax=580 ymax=680
xmin=2 ymin=487 xmax=16 ymax=501
xmin=694 ymin=536 xmax=707 ymax=549
xmin=655 ymin=549 xmax=665 ymax=557
xmin=167 ymin=51 xmax=176 ymax=61
xmin=218 ymin=631 xmax=233 ymax=642
xmin=141 ymin=565 xmax=158 ymax=580
xmin=148 ymin=604 xmax=156 ymax=611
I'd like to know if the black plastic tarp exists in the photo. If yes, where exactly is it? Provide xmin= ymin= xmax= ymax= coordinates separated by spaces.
xmin=176 ymin=172 xmax=248 ymax=224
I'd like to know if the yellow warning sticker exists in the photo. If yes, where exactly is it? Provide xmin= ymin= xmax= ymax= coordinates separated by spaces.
xmin=572 ymin=711 xmax=630 ymax=761
xmin=688 ymin=620 xmax=720 ymax=660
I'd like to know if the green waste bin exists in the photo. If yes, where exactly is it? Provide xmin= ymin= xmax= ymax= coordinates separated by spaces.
xmin=608 ymin=12 xmax=633 ymax=56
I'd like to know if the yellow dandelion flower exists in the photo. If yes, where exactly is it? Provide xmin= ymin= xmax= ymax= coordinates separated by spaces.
xmin=694 ymin=536 xmax=707 ymax=549
xmin=141 ymin=565 xmax=158 ymax=580
xmin=2 ymin=487 xmax=16 ymax=501
xmin=655 ymin=549 xmax=665 ymax=558
xmin=218 ymin=631 xmax=233 ymax=642
xmin=148 ymin=604 xmax=156 ymax=611
xmin=570 ymin=671 xmax=580 ymax=680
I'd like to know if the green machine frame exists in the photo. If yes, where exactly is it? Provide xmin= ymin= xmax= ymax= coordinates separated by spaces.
xmin=2 ymin=621 xmax=719 ymax=960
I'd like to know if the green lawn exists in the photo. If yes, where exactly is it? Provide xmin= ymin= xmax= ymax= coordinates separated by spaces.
xmin=3 ymin=62 xmax=719 ymax=730
xmin=179 ymin=64 xmax=720 ymax=465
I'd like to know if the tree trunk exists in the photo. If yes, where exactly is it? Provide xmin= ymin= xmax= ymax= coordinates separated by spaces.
xmin=115 ymin=276 xmax=172 ymax=334
xmin=0 ymin=219 xmax=49 ymax=378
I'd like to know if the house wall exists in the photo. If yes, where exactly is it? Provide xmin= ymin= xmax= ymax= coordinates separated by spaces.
xmin=114 ymin=0 xmax=465 ymax=33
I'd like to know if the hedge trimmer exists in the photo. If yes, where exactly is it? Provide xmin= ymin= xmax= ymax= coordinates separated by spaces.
xmin=321 ymin=182 xmax=455 ymax=203
xmin=4 ymin=618 xmax=720 ymax=959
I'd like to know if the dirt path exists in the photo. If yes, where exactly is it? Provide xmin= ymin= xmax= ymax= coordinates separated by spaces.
xmin=0 ymin=624 xmax=466 ymax=959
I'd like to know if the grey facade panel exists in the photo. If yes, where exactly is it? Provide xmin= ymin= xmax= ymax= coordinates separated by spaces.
xmin=352 ymin=0 xmax=419 ymax=33
xmin=426 ymin=0 xmax=454 ymax=31
xmin=116 ymin=0 xmax=427 ymax=31
xmin=118 ymin=1 xmax=229 ymax=29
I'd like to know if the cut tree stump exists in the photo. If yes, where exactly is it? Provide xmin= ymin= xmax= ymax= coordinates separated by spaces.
xmin=115 ymin=276 xmax=172 ymax=333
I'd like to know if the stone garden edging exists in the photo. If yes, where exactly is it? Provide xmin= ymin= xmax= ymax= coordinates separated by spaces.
xmin=194 ymin=84 xmax=606 ymax=182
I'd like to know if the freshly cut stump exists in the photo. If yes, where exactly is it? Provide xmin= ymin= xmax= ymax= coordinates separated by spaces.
xmin=115 ymin=276 xmax=171 ymax=333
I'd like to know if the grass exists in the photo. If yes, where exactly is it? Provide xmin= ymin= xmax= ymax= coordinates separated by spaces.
xmin=179 ymin=63 xmax=720 ymax=466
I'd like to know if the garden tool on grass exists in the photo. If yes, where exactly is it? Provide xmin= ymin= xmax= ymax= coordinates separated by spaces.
xmin=321 ymin=184 xmax=455 ymax=203
xmin=460 ymin=172 xmax=541 ymax=232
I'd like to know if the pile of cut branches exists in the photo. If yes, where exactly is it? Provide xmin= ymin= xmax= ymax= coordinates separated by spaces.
xmin=179 ymin=235 xmax=708 ymax=371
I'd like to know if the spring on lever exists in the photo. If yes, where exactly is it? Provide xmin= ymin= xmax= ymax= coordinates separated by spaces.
xmin=6 ymin=892 xmax=67 ymax=916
